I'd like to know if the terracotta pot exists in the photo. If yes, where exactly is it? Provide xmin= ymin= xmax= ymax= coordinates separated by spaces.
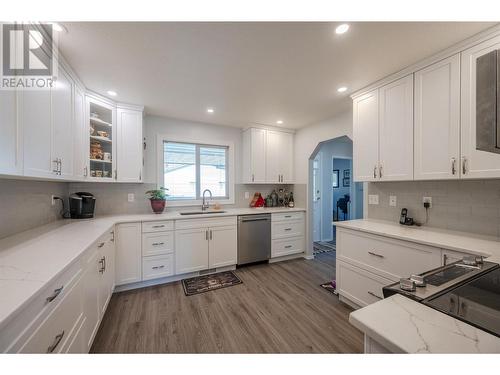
xmin=150 ymin=199 xmax=166 ymax=214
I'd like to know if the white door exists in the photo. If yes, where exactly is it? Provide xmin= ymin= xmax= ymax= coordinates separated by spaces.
xmin=22 ymin=88 xmax=54 ymax=178
xmin=279 ymin=131 xmax=294 ymax=182
xmin=115 ymin=223 xmax=142 ymax=285
xmin=175 ymin=228 xmax=209 ymax=274
xmin=266 ymin=130 xmax=282 ymax=183
xmin=353 ymin=90 xmax=379 ymax=182
xmin=378 ymin=75 xmax=414 ymax=181
xmin=208 ymin=225 xmax=237 ymax=268
xmin=73 ymin=85 xmax=88 ymax=180
xmin=116 ymin=108 xmax=143 ymax=182
xmin=0 ymin=90 xmax=22 ymax=175
xmin=52 ymin=67 xmax=74 ymax=179
xmin=82 ymin=249 xmax=100 ymax=351
xmin=414 ymin=54 xmax=460 ymax=180
xmin=461 ymin=35 xmax=500 ymax=179
xmin=312 ymin=155 xmax=322 ymax=242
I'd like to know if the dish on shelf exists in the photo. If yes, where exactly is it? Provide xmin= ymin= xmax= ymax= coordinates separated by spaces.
xmin=90 ymin=112 xmax=99 ymax=119
xmin=96 ymin=130 xmax=109 ymax=138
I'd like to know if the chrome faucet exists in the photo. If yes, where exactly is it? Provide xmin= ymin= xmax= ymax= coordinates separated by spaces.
xmin=202 ymin=189 xmax=212 ymax=211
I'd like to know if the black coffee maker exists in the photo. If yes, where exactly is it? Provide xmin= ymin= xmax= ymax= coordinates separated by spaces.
xmin=69 ymin=192 xmax=96 ymax=219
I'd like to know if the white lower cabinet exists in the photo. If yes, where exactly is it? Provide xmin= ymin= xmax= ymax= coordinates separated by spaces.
xmin=142 ymin=254 xmax=175 ymax=281
xmin=271 ymin=212 xmax=305 ymax=258
xmin=115 ymin=222 xmax=142 ymax=286
xmin=209 ymin=225 xmax=238 ymax=268
xmin=336 ymin=228 xmax=442 ymax=309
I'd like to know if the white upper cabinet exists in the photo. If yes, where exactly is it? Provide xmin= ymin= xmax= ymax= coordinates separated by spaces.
xmin=242 ymin=128 xmax=267 ymax=183
xmin=461 ymin=35 xmax=500 ymax=179
xmin=414 ymin=54 xmax=461 ymax=180
xmin=378 ymin=75 xmax=414 ymax=181
xmin=52 ymin=67 xmax=75 ymax=179
xmin=73 ymin=84 xmax=88 ymax=180
xmin=0 ymin=90 xmax=22 ymax=176
xmin=242 ymin=127 xmax=294 ymax=184
xmin=353 ymin=90 xmax=379 ymax=182
xmin=116 ymin=106 xmax=143 ymax=182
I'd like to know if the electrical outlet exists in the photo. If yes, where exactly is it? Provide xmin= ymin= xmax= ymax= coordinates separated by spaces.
xmin=423 ymin=196 xmax=432 ymax=208
xmin=244 ymin=191 xmax=250 ymax=199
xmin=51 ymin=195 xmax=57 ymax=206
xmin=128 ymin=193 xmax=135 ymax=203
xmin=368 ymin=194 xmax=379 ymax=205
xmin=389 ymin=195 xmax=397 ymax=207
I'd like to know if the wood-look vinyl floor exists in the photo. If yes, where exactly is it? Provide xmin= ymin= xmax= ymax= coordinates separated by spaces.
xmin=91 ymin=253 xmax=363 ymax=353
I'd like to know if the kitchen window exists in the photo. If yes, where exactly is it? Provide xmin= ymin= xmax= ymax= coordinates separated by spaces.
xmin=158 ymin=137 xmax=234 ymax=206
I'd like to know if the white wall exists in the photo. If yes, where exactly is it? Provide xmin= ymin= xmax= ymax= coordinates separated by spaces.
xmin=293 ymin=109 xmax=353 ymax=257
xmin=143 ymin=115 xmax=243 ymax=184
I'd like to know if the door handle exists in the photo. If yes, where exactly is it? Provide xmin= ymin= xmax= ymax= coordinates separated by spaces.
xmin=209 ymin=230 xmax=212 ymax=240
xmin=379 ymin=164 xmax=383 ymax=178
xmin=206 ymin=229 xmax=209 ymax=241
xmin=451 ymin=158 xmax=456 ymax=175
xmin=462 ymin=157 xmax=467 ymax=175
xmin=47 ymin=331 xmax=65 ymax=353
xmin=373 ymin=165 xmax=377 ymax=179
xmin=368 ymin=251 xmax=384 ymax=258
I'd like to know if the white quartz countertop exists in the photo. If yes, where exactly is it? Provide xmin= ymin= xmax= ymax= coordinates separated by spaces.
xmin=349 ymin=294 xmax=500 ymax=353
xmin=335 ymin=219 xmax=500 ymax=262
xmin=0 ymin=207 xmax=305 ymax=330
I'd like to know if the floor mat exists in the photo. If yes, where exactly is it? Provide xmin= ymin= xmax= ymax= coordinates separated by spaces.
xmin=313 ymin=241 xmax=336 ymax=254
xmin=320 ymin=280 xmax=338 ymax=295
xmin=182 ymin=271 xmax=243 ymax=296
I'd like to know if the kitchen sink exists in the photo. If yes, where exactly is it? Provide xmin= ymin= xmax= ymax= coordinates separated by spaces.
xmin=179 ymin=211 xmax=227 ymax=215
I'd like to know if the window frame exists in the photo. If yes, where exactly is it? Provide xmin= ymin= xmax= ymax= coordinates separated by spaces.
xmin=156 ymin=134 xmax=235 ymax=207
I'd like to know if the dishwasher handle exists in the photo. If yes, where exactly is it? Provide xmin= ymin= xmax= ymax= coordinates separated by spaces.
xmin=238 ymin=216 xmax=270 ymax=223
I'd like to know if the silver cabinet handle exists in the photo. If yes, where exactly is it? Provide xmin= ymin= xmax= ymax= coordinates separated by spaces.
xmin=84 ymin=166 xmax=88 ymax=177
xmin=114 ymin=169 xmax=117 ymax=180
xmin=373 ymin=165 xmax=377 ymax=179
xmin=47 ymin=331 xmax=65 ymax=353
xmin=152 ymin=225 xmax=165 ymax=228
xmin=379 ymin=164 xmax=382 ymax=178
xmin=462 ymin=156 xmax=467 ymax=175
xmin=110 ymin=231 xmax=114 ymax=242
xmin=284 ymin=215 xmax=292 ymax=218
xmin=284 ymin=245 xmax=292 ymax=249
xmin=103 ymin=256 xmax=106 ymax=272
xmin=46 ymin=286 xmax=64 ymax=303
xmin=98 ymin=242 xmax=105 ymax=248
xmin=152 ymin=265 xmax=165 ymax=270
xmin=206 ymin=230 xmax=209 ymax=241
xmin=99 ymin=257 xmax=105 ymax=273
xmin=58 ymin=158 xmax=62 ymax=175
xmin=252 ymin=174 xmax=254 ymax=182
xmin=152 ymin=242 xmax=164 ymax=246
xmin=451 ymin=157 xmax=456 ymax=175
xmin=284 ymin=228 xmax=292 ymax=231
xmin=209 ymin=230 xmax=213 ymax=240
xmin=52 ymin=159 xmax=59 ymax=174
xmin=139 ymin=170 xmax=141 ymax=180
xmin=368 ymin=251 xmax=384 ymax=258
xmin=443 ymin=254 xmax=448 ymax=266
xmin=367 ymin=291 xmax=382 ymax=300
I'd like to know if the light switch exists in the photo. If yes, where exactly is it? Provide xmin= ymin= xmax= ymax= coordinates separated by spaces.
xmin=128 ymin=193 xmax=135 ymax=202
xmin=244 ymin=191 xmax=250 ymax=199
xmin=389 ymin=195 xmax=397 ymax=207
xmin=368 ymin=194 xmax=379 ymax=205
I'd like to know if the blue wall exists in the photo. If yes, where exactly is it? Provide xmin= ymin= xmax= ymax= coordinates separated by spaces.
xmin=332 ymin=158 xmax=351 ymax=220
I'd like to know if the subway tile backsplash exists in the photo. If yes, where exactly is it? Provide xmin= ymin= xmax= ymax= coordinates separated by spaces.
xmin=367 ymin=180 xmax=500 ymax=238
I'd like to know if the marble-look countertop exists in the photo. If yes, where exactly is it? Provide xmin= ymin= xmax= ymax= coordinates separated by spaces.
xmin=0 ymin=207 xmax=305 ymax=330
xmin=349 ymin=294 xmax=500 ymax=353
xmin=335 ymin=219 xmax=500 ymax=262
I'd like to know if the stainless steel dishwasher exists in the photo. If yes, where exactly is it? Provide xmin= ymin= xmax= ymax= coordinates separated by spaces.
xmin=237 ymin=214 xmax=271 ymax=265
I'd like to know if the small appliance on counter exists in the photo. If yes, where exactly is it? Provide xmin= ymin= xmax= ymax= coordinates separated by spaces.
xmin=383 ymin=256 xmax=500 ymax=337
xmin=69 ymin=192 xmax=96 ymax=219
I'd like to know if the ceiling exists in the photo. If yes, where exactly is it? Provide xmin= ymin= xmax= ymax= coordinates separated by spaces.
xmin=58 ymin=22 xmax=496 ymax=129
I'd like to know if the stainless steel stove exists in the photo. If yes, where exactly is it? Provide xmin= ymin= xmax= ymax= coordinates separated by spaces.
xmin=383 ymin=256 xmax=500 ymax=337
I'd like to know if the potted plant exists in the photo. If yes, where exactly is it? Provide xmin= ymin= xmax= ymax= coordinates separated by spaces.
xmin=145 ymin=187 xmax=169 ymax=214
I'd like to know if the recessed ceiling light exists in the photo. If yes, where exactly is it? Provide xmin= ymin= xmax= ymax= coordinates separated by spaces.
xmin=107 ymin=90 xmax=117 ymax=97
xmin=207 ymin=108 xmax=214 ymax=113
xmin=337 ymin=86 xmax=348 ymax=93
xmin=276 ymin=120 xmax=283 ymax=125
xmin=335 ymin=24 xmax=350 ymax=35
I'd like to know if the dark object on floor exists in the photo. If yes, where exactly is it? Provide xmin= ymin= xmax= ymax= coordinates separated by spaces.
xmin=182 ymin=271 xmax=243 ymax=296
xmin=320 ymin=280 xmax=338 ymax=295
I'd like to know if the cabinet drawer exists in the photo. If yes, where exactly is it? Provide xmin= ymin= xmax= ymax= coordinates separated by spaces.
xmin=142 ymin=254 xmax=174 ymax=281
xmin=19 ymin=277 xmax=83 ymax=353
xmin=271 ymin=211 xmax=304 ymax=222
xmin=271 ymin=236 xmax=304 ymax=258
xmin=175 ymin=216 xmax=236 ymax=230
xmin=0 ymin=259 xmax=83 ymax=352
xmin=142 ymin=232 xmax=174 ymax=256
xmin=337 ymin=229 xmax=441 ymax=280
xmin=337 ymin=260 xmax=391 ymax=308
xmin=272 ymin=220 xmax=304 ymax=239
xmin=142 ymin=220 xmax=174 ymax=233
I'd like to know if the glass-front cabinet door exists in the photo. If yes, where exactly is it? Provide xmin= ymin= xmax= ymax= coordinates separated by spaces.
xmin=86 ymin=95 xmax=116 ymax=181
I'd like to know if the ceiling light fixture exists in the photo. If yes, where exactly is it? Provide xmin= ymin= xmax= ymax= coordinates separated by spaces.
xmin=107 ymin=90 xmax=117 ymax=97
xmin=207 ymin=108 xmax=214 ymax=113
xmin=337 ymin=86 xmax=348 ymax=93
xmin=335 ymin=24 xmax=350 ymax=35
xmin=276 ymin=120 xmax=283 ymax=125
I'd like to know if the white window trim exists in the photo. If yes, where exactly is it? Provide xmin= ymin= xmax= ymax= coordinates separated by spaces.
xmin=156 ymin=134 xmax=235 ymax=207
